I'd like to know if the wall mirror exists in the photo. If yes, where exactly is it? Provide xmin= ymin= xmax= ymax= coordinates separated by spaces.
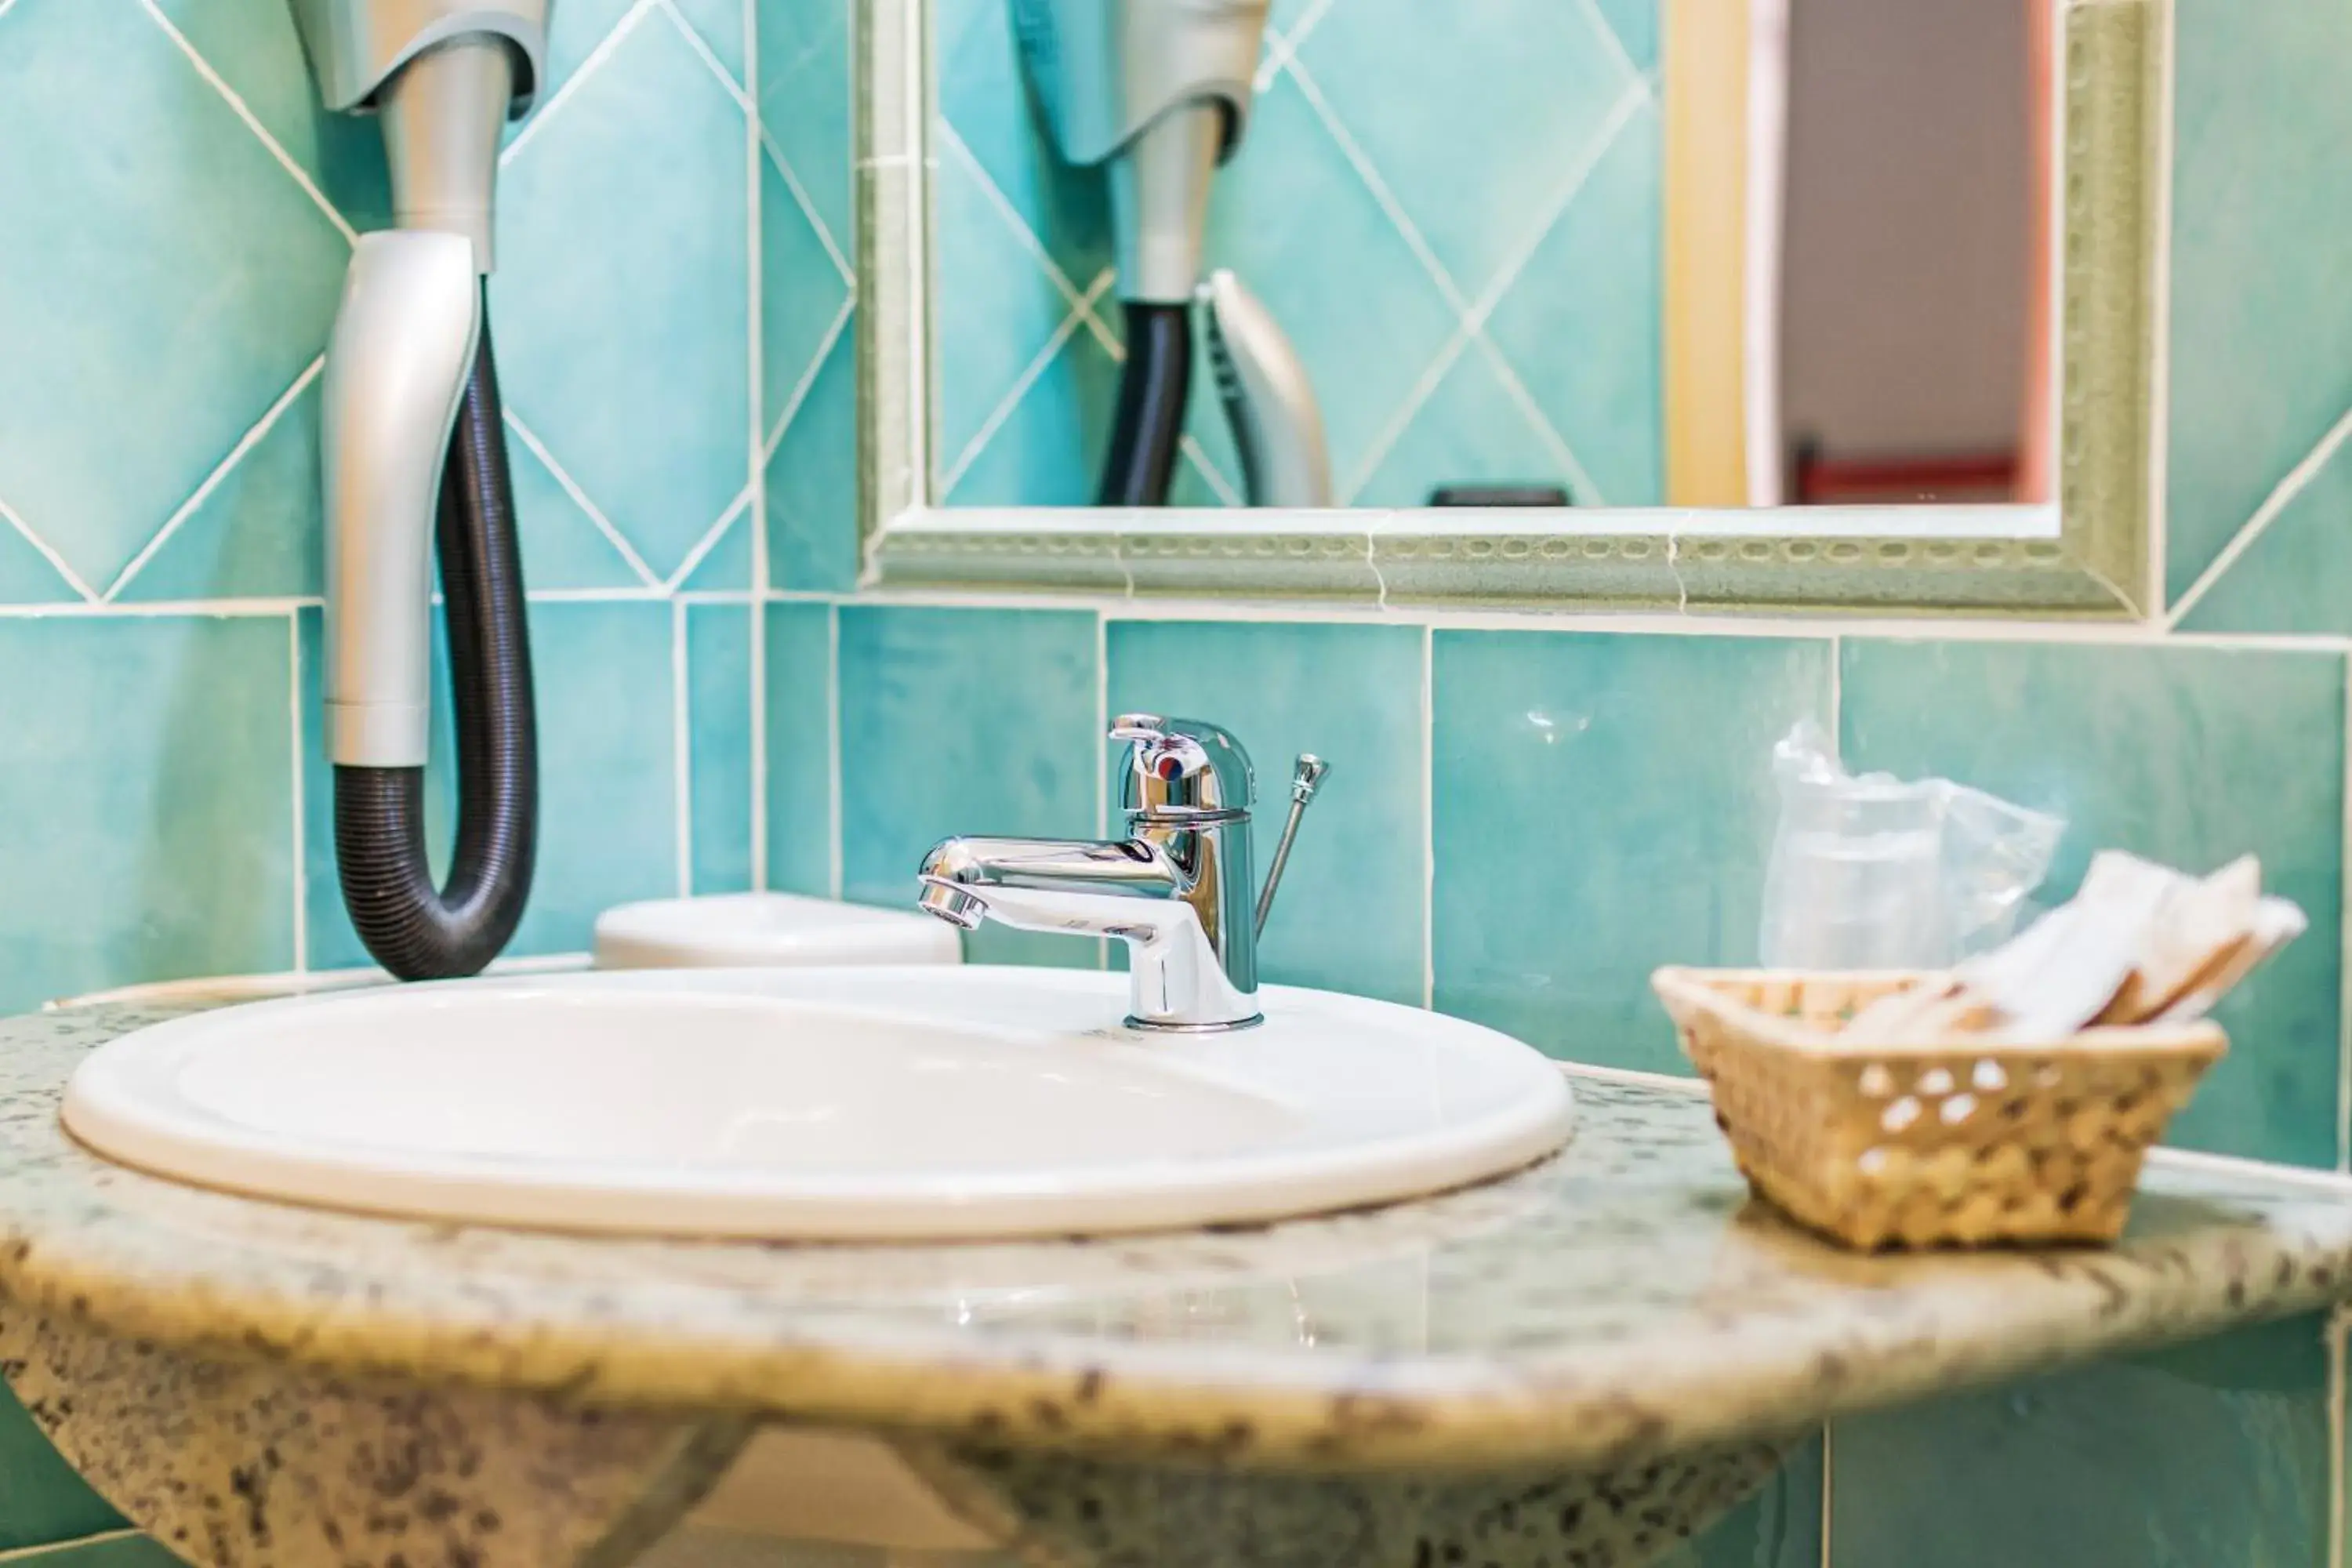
xmin=855 ymin=0 xmax=2162 ymax=613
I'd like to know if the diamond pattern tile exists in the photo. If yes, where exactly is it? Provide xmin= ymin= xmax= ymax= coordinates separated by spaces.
xmin=764 ymin=150 xmax=854 ymax=439
xmin=492 ymin=3 xmax=752 ymax=582
xmin=934 ymin=143 xmax=1108 ymax=491
xmin=1199 ymin=74 xmax=1464 ymax=492
xmin=1354 ymin=348 xmax=1571 ymax=508
xmin=539 ymin=0 xmax=640 ymax=106
xmin=760 ymin=0 xmax=853 ymax=249
xmin=149 ymin=0 xmax=392 ymax=230
xmin=935 ymin=0 xmax=1665 ymax=508
xmin=10 ymin=0 xmax=864 ymax=607
xmin=1292 ymin=0 xmax=1635 ymax=300
xmin=768 ymin=328 xmax=860 ymax=590
xmin=673 ymin=0 xmax=749 ymax=85
xmin=116 ymin=378 xmax=327 ymax=602
xmin=0 ymin=0 xmax=348 ymax=595
xmin=937 ymin=0 xmax=1113 ymax=302
xmin=1486 ymin=95 xmax=1663 ymax=505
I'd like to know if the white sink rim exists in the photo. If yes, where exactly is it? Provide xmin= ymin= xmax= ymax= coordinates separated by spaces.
xmin=61 ymin=967 xmax=1575 ymax=1242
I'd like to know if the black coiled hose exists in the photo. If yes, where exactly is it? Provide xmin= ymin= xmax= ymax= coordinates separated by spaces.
xmin=333 ymin=289 xmax=537 ymax=979
xmin=1097 ymin=300 xmax=1192 ymax=506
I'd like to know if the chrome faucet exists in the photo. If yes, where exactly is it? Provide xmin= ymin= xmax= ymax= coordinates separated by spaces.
xmin=917 ymin=715 xmax=1327 ymax=1032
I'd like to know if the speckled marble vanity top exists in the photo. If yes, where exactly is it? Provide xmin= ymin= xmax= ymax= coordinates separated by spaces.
xmin=4 ymin=997 xmax=2352 ymax=1476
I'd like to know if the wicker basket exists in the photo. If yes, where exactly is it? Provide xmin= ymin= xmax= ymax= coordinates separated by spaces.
xmin=1651 ymin=967 xmax=2228 ymax=1250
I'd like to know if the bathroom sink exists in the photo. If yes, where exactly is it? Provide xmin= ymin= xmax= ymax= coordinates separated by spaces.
xmin=60 ymin=967 xmax=1573 ymax=1240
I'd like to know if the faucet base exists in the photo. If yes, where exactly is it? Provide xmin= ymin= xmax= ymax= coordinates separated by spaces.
xmin=1124 ymin=1011 xmax=1264 ymax=1034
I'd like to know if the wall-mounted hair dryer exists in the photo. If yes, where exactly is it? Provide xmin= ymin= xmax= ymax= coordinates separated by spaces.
xmin=1014 ymin=0 xmax=1330 ymax=508
xmin=292 ymin=0 xmax=548 ymax=979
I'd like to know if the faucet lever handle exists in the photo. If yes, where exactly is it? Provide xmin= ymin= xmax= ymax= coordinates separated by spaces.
xmin=1112 ymin=713 xmax=1256 ymax=817
xmin=1254 ymin=753 xmax=1329 ymax=936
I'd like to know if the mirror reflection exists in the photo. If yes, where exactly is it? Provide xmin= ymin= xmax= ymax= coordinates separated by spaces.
xmin=931 ymin=0 xmax=2054 ymax=511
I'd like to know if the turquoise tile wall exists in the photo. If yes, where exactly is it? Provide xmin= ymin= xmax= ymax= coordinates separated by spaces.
xmin=1104 ymin=619 xmax=1426 ymax=1003
xmin=797 ymin=0 xmax=2350 ymax=1563
xmin=1432 ymin=629 xmax=1831 ymax=1075
xmin=836 ymin=603 xmax=1102 ymax=966
xmin=0 ymin=0 xmax=855 ymax=1559
xmin=931 ymin=0 xmax=1664 ymax=507
xmin=2165 ymin=0 xmax=2352 ymax=630
xmin=0 ymin=0 xmax=2344 ymax=1564
xmin=1831 ymin=1313 xmax=2332 ymax=1568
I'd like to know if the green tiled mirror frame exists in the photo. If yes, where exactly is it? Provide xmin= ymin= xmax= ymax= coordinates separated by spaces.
xmin=851 ymin=0 xmax=2162 ymax=615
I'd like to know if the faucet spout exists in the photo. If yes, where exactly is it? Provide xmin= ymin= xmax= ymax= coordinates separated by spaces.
xmin=918 ymin=835 xmax=1263 ymax=1031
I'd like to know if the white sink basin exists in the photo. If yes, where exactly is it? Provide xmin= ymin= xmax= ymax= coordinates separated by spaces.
xmin=61 ymin=967 xmax=1573 ymax=1240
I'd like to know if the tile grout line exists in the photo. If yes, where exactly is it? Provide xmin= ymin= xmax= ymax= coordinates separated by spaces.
xmin=935 ymin=123 xmax=1110 ymax=340
xmin=2339 ymin=649 xmax=2350 ymax=1175
xmin=2144 ymin=0 xmax=2176 ymax=615
xmin=747 ymin=0 xmax=770 ymax=892
xmin=501 ymin=0 xmax=659 ymax=165
xmin=826 ymin=601 xmax=844 ymax=899
xmin=1096 ymin=610 xmax=1111 ymax=971
xmin=664 ymin=485 xmax=755 ymax=593
xmin=1573 ymin=0 xmax=1648 ymax=89
xmin=758 ymin=122 xmax=857 ymax=286
xmin=1180 ymin=435 xmax=1245 ymax=508
xmin=0 ymin=1530 xmax=147 ymax=1566
xmin=1463 ymin=82 xmax=1650 ymax=336
xmin=288 ymin=612 xmax=308 ymax=974
xmin=0 ymin=494 xmax=100 ymax=604
xmin=2165 ymin=399 xmax=2352 ymax=630
xmin=2330 ymin=1309 xmax=2347 ymax=1568
xmin=1466 ymin=335 xmax=1610 ymax=508
xmin=142 ymin=0 xmax=358 ymax=245
xmin=898 ymin=0 xmax=935 ymax=514
xmin=1421 ymin=621 xmax=1435 ymax=1011
xmin=1819 ymin=1421 xmax=1835 ymax=1568
xmin=109 ymin=357 xmax=325 ymax=602
xmin=1827 ymin=634 xmax=1843 ymax=759
xmin=672 ymin=598 xmax=693 ymax=898
xmin=846 ymin=585 xmax=2352 ymax=652
xmin=1251 ymin=0 xmax=1338 ymax=92
xmin=1282 ymin=58 xmax=1474 ymax=320
xmin=0 ymin=590 xmax=785 ymax=622
xmin=763 ymin=294 xmax=859 ymax=461
xmin=500 ymin=413 xmax=664 ymax=588
xmin=1340 ymin=331 xmax=1475 ymax=506
xmin=658 ymin=0 xmax=752 ymax=114
xmin=938 ymin=275 xmax=1113 ymax=497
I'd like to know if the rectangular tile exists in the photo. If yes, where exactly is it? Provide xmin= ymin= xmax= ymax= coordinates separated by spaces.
xmin=685 ymin=604 xmax=753 ymax=895
xmin=1431 ymin=629 xmax=1832 ymax=1073
xmin=1829 ymin=1315 xmax=2329 ymax=1568
xmin=764 ymin=601 xmax=835 ymax=897
xmin=837 ymin=604 xmax=1100 ymax=965
xmin=303 ymin=601 xmax=679 ymax=970
xmin=0 ymin=616 xmax=296 ymax=1009
xmin=1840 ymin=638 xmax=2345 ymax=1167
xmin=1104 ymin=619 xmax=1426 ymax=1004
xmin=0 ymin=1392 xmax=125 ymax=1554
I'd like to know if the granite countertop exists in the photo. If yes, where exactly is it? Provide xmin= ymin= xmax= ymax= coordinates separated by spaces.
xmin=3 ymin=998 xmax=2352 ymax=1474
